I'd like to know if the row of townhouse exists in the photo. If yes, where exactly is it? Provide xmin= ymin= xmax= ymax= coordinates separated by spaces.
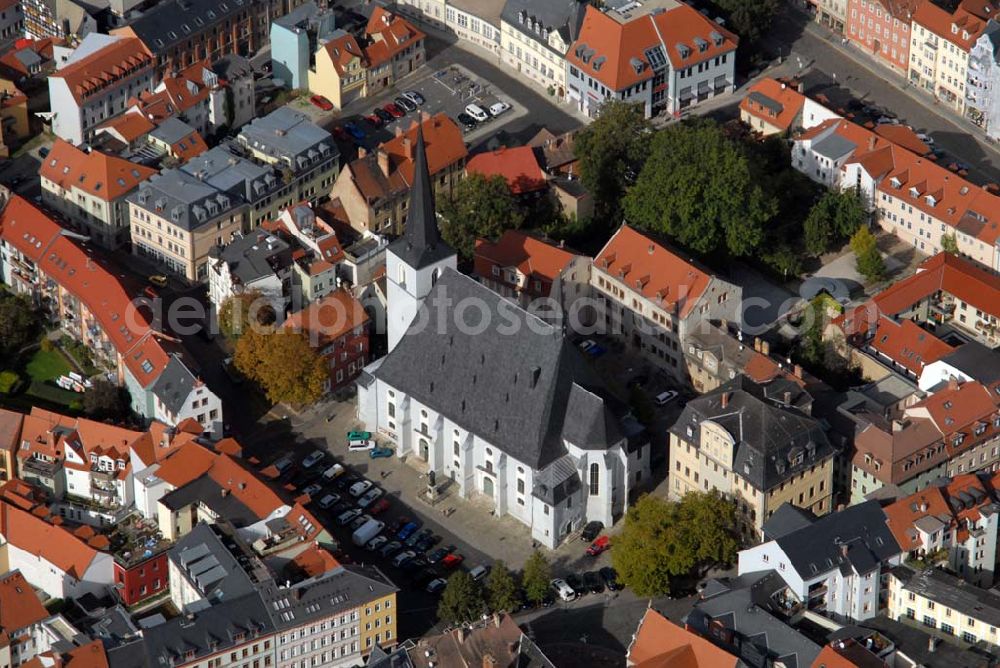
xmin=127 ymin=107 xmax=339 ymax=282
xmin=272 ymin=5 xmax=426 ymax=109
xmin=391 ymin=0 xmax=741 ymax=119
xmin=0 ymin=195 xmax=224 ymax=432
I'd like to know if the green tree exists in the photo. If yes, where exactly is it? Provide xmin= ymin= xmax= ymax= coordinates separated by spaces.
xmin=485 ymin=560 xmax=520 ymax=613
xmin=234 ymin=328 xmax=327 ymax=405
xmin=574 ymin=100 xmax=651 ymax=223
xmin=437 ymin=571 xmax=485 ymax=625
xmin=219 ymin=291 xmax=276 ymax=340
xmin=612 ymin=492 xmax=739 ymax=597
xmin=82 ymin=379 xmax=131 ymax=421
xmin=0 ymin=293 xmax=40 ymax=365
xmin=850 ymin=226 xmax=885 ymax=283
xmin=624 ymin=119 xmax=775 ymax=256
xmin=521 ymin=551 xmax=552 ymax=605
xmin=803 ymin=190 xmax=867 ymax=256
xmin=763 ymin=244 xmax=802 ymax=280
xmin=439 ymin=173 xmax=524 ymax=259
xmin=941 ymin=232 xmax=959 ymax=255
xmin=713 ymin=0 xmax=780 ymax=47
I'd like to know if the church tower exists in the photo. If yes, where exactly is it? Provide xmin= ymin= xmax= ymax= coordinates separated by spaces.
xmin=385 ymin=123 xmax=456 ymax=352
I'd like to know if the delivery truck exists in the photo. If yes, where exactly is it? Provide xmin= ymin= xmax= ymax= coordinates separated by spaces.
xmin=352 ymin=519 xmax=385 ymax=547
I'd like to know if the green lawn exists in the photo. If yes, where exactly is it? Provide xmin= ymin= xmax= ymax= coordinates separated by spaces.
xmin=25 ymin=349 xmax=72 ymax=382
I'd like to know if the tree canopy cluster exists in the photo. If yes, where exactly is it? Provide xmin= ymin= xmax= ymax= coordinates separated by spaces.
xmin=233 ymin=328 xmax=326 ymax=405
xmin=850 ymin=226 xmax=886 ymax=283
xmin=0 ymin=292 xmax=42 ymax=367
xmin=437 ymin=555 xmax=550 ymax=625
xmin=218 ymin=290 xmax=276 ymax=340
xmin=611 ymin=492 xmax=739 ymax=597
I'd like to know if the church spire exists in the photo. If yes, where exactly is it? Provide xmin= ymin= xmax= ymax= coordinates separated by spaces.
xmin=388 ymin=119 xmax=454 ymax=270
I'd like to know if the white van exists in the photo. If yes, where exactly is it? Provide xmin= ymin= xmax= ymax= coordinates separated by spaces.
xmin=348 ymin=439 xmax=375 ymax=452
xmin=469 ymin=565 xmax=490 ymax=581
xmin=465 ymin=103 xmax=488 ymax=122
xmin=551 ymin=578 xmax=576 ymax=602
xmin=352 ymin=519 xmax=385 ymax=547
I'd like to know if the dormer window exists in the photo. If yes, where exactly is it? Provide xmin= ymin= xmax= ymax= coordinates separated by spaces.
xmin=890 ymin=177 xmax=901 ymax=188
xmin=909 ymin=187 xmax=920 ymax=197
xmin=710 ymin=30 xmax=724 ymax=46
xmin=925 ymin=195 xmax=937 ymax=206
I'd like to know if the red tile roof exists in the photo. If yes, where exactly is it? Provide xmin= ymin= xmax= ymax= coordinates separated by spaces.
xmin=913 ymin=1 xmax=991 ymax=51
xmin=566 ymin=3 xmax=737 ymax=92
xmin=740 ymin=78 xmax=807 ymax=132
xmin=466 ymin=146 xmax=547 ymax=195
xmin=0 ymin=570 xmax=48 ymax=631
xmin=381 ymin=113 xmax=466 ymax=188
xmin=365 ymin=7 xmax=425 ymax=67
xmin=40 ymin=139 xmax=157 ymax=201
xmin=594 ymin=224 xmax=713 ymax=318
xmin=321 ymin=32 xmax=367 ymax=76
xmin=282 ymin=289 xmax=369 ymax=345
xmin=910 ymin=380 xmax=997 ymax=437
xmin=885 ymin=473 xmax=996 ymax=552
xmin=96 ymin=111 xmax=157 ymax=143
xmin=868 ymin=316 xmax=955 ymax=376
xmin=50 ymin=37 xmax=154 ymax=104
xmin=873 ymin=124 xmax=932 ymax=156
xmin=473 ymin=230 xmax=582 ymax=287
xmin=627 ymin=608 xmax=738 ymax=668
xmin=2 ymin=502 xmax=98 ymax=579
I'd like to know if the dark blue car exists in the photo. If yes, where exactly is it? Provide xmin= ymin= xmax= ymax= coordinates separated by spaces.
xmin=397 ymin=521 xmax=418 ymax=541
xmin=343 ymin=122 xmax=366 ymax=141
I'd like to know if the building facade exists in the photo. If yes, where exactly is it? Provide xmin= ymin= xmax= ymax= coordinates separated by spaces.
xmin=909 ymin=3 xmax=989 ymax=115
xmin=967 ymin=20 xmax=1000 ymax=137
xmin=846 ymin=0 xmax=916 ymax=75
xmin=499 ymin=0 xmax=587 ymax=97
xmin=282 ymin=289 xmax=370 ymax=392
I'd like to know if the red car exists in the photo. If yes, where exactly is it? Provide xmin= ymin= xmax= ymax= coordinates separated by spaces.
xmin=365 ymin=113 xmax=384 ymax=128
xmin=383 ymin=102 xmax=405 ymax=118
xmin=332 ymin=126 xmax=348 ymax=141
xmin=369 ymin=498 xmax=391 ymax=515
xmin=310 ymin=95 xmax=334 ymax=111
xmin=586 ymin=535 xmax=610 ymax=556
xmin=441 ymin=553 xmax=464 ymax=570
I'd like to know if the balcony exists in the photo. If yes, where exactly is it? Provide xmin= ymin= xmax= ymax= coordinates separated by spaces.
xmin=22 ymin=457 xmax=60 ymax=477
xmin=91 ymin=468 xmax=117 ymax=482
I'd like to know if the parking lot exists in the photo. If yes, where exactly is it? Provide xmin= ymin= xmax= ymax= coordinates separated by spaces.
xmin=243 ymin=398 xmax=621 ymax=639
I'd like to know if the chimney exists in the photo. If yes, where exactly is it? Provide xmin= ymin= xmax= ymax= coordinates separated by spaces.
xmin=403 ymin=135 xmax=413 ymax=161
xmin=753 ymin=337 xmax=761 ymax=352
xmin=221 ymin=488 xmax=230 ymax=497
xmin=493 ymin=612 xmax=502 ymax=628
xmin=868 ymin=135 xmax=877 ymax=151
xmin=892 ymin=419 xmax=905 ymax=433
xmin=377 ymin=150 xmax=390 ymax=177
xmin=840 ymin=543 xmax=849 ymax=558
xmin=357 ymin=146 xmax=367 ymax=158
xmin=482 ymin=655 xmax=498 ymax=668
xmin=793 ymin=364 xmax=803 ymax=379
xmin=761 ymin=340 xmax=770 ymax=356
xmin=796 ymin=81 xmax=804 ymax=93
xmin=720 ymin=318 xmax=728 ymax=333
xmin=783 ymin=391 xmax=791 ymax=407
xmin=721 ymin=392 xmax=730 ymax=409
xmin=947 ymin=377 xmax=960 ymax=391
xmin=929 ymin=636 xmax=938 ymax=653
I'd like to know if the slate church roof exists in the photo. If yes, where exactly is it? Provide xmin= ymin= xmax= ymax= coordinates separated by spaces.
xmin=373 ymin=268 xmax=625 ymax=469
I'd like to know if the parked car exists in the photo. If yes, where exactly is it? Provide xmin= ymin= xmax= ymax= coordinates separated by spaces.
xmin=406 ymin=528 xmax=432 ymax=548
xmin=397 ymin=522 xmax=419 ymax=541
xmin=302 ymin=483 xmax=323 ymax=498
xmin=584 ymin=571 xmax=605 ymax=594
xmin=402 ymin=90 xmax=425 ymax=106
xmin=374 ymin=107 xmax=394 ymax=123
xmin=394 ymin=96 xmax=416 ymax=112
xmin=349 ymin=514 xmax=373 ymax=531
xmin=352 ymin=519 xmax=384 ymax=546
xmin=465 ymin=103 xmax=489 ymax=122
xmin=578 ymin=339 xmax=595 ymax=352
xmin=489 ymin=101 xmax=511 ymax=116
xmin=343 ymin=122 xmax=366 ymax=141
xmin=365 ymin=113 xmax=385 ymax=128
xmin=414 ymin=532 xmax=439 ymax=552
xmin=916 ymin=133 xmax=935 ymax=145
xmin=441 ymin=553 xmax=464 ymax=570
xmin=427 ymin=545 xmax=455 ymax=564
xmin=318 ymin=493 xmax=340 ymax=510
xmin=581 ymin=521 xmax=604 ymax=542
xmin=426 ymin=577 xmax=447 ymax=594
xmin=600 ymin=567 xmax=621 ymax=591
xmin=332 ymin=126 xmax=349 ymax=141
xmin=565 ymin=574 xmax=585 ymax=595
xmin=587 ymin=535 xmax=610 ymax=556
xmin=369 ymin=498 xmax=391 ymax=515
xmin=380 ymin=541 xmax=403 ymax=558
xmin=301 ymin=450 xmax=325 ymax=469
xmin=310 ymin=95 xmax=334 ymax=111
xmin=551 ymin=578 xmax=576 ymax=602
xmin=336 ymin=508 xmax=361 ymax=526
xmin=456 ymin=112 xmax=477 ymax=130
xmin=366 ymin=535 xmax=388 ymax=552
xmin=370 ymin=446 xmax=394 ymax=459
xmin=273 ymin=455 xmax=294 ymax=474
xmin=655 ymin=390 xmax=678 ymax=406
xmin=334 ymin=474 xmax=358 ymax=491
xmin=401 ymin=557 xmax=428 ymax=574
xmin=469 ymin=564 xmax=490 ymax=581
xmin=322 ymin=464 xmax=345 ymax=481
xmin=349 ymin=440 xmax=376 ymax=452
xmin=391 ymin=517 xmax=412 ymax=533
xmin=148 ymin=274 xmax=168 ymax=287
xmin=384 ymin=103 xmax=405 ymax=118
xmin=356 ymin=487 xmax=383 ymax=508
xmin=349 ymin=479 xmax=373 ymax=497
xmin=392 ymin=550 xmax=417 ymax=567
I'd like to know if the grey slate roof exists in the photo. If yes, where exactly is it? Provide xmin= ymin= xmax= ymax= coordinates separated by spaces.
xmin=670 ymin=376 xmax=832 ymax=492
xmin=747 ymin=91 xmax=783 ymax=116
xmin=150 ymin=356 xmax=198 ymax=415
xmin=167 ymin=523 xmax=258 ymax=606
xmin=129 ymin=169 xmax=240 ymax=232
xmin=532 ymin=454 xmax=581 ymax=505
xmin=211 ymin=54 xmax=253 ymax=80
xmin=387 ymin=126 xmax=455 ymax=270
xmin=500 ymin=0 xmax=588 ymax=55
xmin=236 ymin=107 xmax=336 ymax=172
xmin=861 ymin=615 xmax=995 ymax=668
xmin=774 ymin=500 xmax=900 ymax=579
xmin=895 ymin=565 xmax=1000 ymax=627
xmin=684 ymin=570 xmax=821 ymax=668
xmin=811 ymin=133 xmax=857 ymax=161
xmin=212 ymin=230 xmax=291 ymax=286
xmin=160 ymin=476 xmax=257 ymax=527
xmin=761 ymin=503 xmax=817 ymax=541
xmin=150 ymin=117 xmax=198 ymax=147
xmin=374 ymin=268 xmax=626 ymax=469
xmin=122 ymin=0 xmax=250 ymax=57
xmin=182 ymin=146 xmax=281 ymax=204
xmin=939 ymin=342 xmax=1000 ymax=387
